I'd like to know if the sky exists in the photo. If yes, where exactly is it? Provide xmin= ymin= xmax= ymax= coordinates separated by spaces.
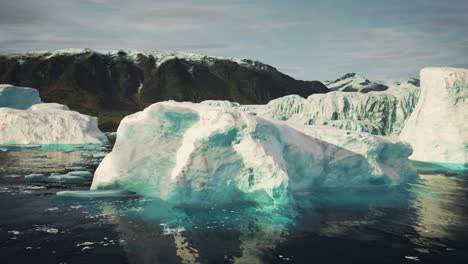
xmin=0 ymin=0 xmax=467 ymax=81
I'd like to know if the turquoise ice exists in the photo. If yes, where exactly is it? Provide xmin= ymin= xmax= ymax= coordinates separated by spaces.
xmin=91 ymin=101 xmax=418 ymax=206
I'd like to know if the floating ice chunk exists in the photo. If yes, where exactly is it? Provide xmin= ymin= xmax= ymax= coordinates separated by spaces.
xmin=0 ymin=103 xmax=108 ymax=145
xmin=400 ymin=67 xmax=468 ymax=164
xmin=92 ymin=153 xmax=107 ymax=159
xmin=24 ymin=174 xmax=46 ymax=181
xmin=56 ymin=190 xmax=137 ymax=198
xmin=91 ymin=101 xmax=418 ymax=206
xmin=66 ymin=171 xmax=93 ymax=178
xmin=76 ymin=242 xmax=96 ymax=247
xmin=34 ymin=226 xmax=59 ymax=234
xmin=405 ymin=256 xmax=420 ymax=261
xmin=0 ymin=84 xmax=42 ymax=110
xmin=32 ymin=154 xmax=47 ymax=159
xmin=47 ymin=175 xmax=87 ymax=183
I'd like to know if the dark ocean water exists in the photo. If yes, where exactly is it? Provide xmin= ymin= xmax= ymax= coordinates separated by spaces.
xmin=0 ymin=148 xmax=467 ymax=264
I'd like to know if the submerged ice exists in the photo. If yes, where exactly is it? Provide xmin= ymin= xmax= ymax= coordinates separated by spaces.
xmin=91 ymin=101 xmax=417 ymax=206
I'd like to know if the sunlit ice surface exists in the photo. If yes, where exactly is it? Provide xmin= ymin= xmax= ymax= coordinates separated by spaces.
xmin=0 ymin=148 xmax=467 ymax=263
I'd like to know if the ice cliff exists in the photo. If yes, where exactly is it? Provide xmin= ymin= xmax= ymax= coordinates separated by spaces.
xmin=91 ymin=101 xmax=417 ymax=206
xmin=260 ymin=80 xmax=420 ymax=136
xmin=0 ymin=103 xmax=107 ymax=144
xmin=0 ymin=84 xmax=42 ymax=109
xmin=400 ymin=67 xmax=467 ymax=164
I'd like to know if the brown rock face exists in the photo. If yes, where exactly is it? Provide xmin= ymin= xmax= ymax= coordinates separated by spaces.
xmin=0 ymin=49 xmax=328 ymax=130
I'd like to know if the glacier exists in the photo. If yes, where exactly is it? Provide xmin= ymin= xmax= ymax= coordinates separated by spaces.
xmin=400 ymin=67 xmax=467 ymax=164
xmin=0 ymin=84 xmax=42 ymax=110
xmin=91 ymin=101 xmax=417 ymax=206
xmin=0 ymin=103 xmax=107 ymax=145
xmin=259 ymin=79 xmax=420 ymax=136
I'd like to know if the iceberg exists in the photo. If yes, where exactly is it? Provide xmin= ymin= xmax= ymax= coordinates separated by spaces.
xmin=91 ymin=101 xmax=417 ymax=206
xmin=400 ymin=67 xmax=467 ymax=164
xmin=0 ymin=103 xmax=108 ymax=145
xmin=0 ymin=84 xmax=42 ymax=110
xmin=260 ymin=80 xmax=420 ymax=136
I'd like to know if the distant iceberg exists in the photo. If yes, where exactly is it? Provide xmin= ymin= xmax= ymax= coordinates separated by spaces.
xmin=91 ymin=101 xmax=417 ymax=206
xmin=201 ymin=79 xmax=419 ymax=136
xmin=400 ymin=67 xmax=467 ymax=164
xmin=0 ymin=84 xmax=42 ymax=110
xmin=0 ymin=103 xmax=107 ymax=145
xmin=260 ymin=80 xmax=420 ymax=136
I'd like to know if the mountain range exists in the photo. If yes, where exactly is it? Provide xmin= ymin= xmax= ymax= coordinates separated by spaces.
xmin=0 ymin=48 xmax=328 ymax=130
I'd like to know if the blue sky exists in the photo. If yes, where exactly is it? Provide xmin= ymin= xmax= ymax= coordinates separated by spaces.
xmin=0 ymin=0 xmax=467 ymax=80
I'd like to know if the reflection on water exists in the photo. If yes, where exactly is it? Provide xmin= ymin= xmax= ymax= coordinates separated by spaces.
xmin=1 ymin=149 xmax=468 ymax=263
xmin=409 ymin=175 xmax=468 ymax=249
xmin=86 ymin=174 xmax=468 ymax=263
xmin=96 ymin=199 xmax=294 ymax=264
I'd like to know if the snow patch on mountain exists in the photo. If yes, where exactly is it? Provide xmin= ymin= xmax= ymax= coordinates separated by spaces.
xmin=4 ymin=48 xmax=277 ymax=72
xmin=326 ymin=73 xmax=389 ymax=93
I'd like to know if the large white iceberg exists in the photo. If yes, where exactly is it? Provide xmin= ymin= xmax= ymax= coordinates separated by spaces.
xmin=260 ymin=80 xmax=420 ymax=136
xmin=91 ymin=101 xmax=417 ymax=206
xmin=0 ymin=103 xmax=107 ymax=144
xmin=0 ymin=84 xmax=42 ymax=110
xmin=400 ymin=67 xmax=467 ymax=164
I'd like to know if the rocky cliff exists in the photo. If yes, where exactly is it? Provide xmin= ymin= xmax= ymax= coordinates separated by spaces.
xmin=0 ymin=48 xmax=328 ymax=130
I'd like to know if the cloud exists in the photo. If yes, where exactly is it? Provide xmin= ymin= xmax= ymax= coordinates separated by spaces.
xmin=0 ymin=0 xmax=467 ymax=80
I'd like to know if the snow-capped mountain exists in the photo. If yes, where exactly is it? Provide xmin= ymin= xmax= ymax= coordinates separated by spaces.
xmin=325 ymin=73 xmax=389 ymax=93
xmin=5 ymin=48 xmax=278 ymax=72
xmin=0 ymin=48 xmax=328 ymax=130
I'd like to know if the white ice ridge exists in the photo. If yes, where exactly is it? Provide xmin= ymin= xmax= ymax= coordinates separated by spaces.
xmin=91 ymin=101 xmax=417 ymax=206
xmin=0 ymin=103 xmax=108 ymax=145
xmin=0 ymin=84 xmax=42 ymax=110
xmin=400 ymin=67 xmax=468 ymax=164
xmin=4 ymin=48 xmax=276 ymax=72
xmin=259 ymin=80 xmax=420 ymax=136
